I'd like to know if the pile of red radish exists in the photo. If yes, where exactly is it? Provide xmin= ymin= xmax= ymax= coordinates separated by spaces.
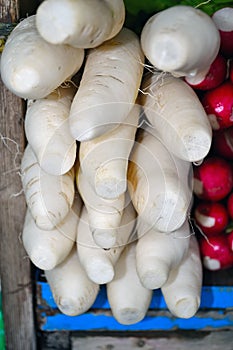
xmin=190 ymin=7 xmax=233 ymax=271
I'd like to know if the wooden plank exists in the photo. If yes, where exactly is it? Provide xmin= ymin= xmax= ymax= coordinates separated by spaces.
xmin=71 ymin=332 xmax=233 ymax=350
xmin=0 ymin=1 xmax=37 ymax=349
xmin=0 ymin=0 xmax=19 ymax=22
xmin=38 ymin=331 xmax=71 ymax=350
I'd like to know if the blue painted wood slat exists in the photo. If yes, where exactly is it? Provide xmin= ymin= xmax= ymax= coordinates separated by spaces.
xmin=36 ymin=282 xmax=233 ymax=332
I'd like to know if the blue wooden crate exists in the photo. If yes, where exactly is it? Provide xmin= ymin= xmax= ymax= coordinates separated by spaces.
xmin=36 ymin=282 xmax=233 ymax=332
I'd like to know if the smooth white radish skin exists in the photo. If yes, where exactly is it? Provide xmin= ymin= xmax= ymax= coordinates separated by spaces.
xmin=212 ymin=7 xmax=233 ymax=32
xmin=69 ymin=27 xmax=144 ymax=142
xmin=141 ymin=72 xmax=212 ymax=162
xmin=77 ymin=169 xmax=125 ymax=249
xmin=104 ymin=0 xmax=126 ymax=39
xmin=22 ymin=194 xmax=82 ymax=270
xmin=141 ymin=5 xmax=220 ymax=83
xmin=45 ymin=246 xmax=99 ymax=316
xmin=25 ymin=85 xmax=77 ymax=176
xmin=76 ymin=202 xmax=136 ymax=284
xmin=107 ymin=242 xmax=152 ymax=325
xmin=79 ymin=105 xmax=140 ymax=199
xmin=136 ymin=219 xmax=191 ymax=290
xmin=21 ymin=145 xmax=75 ymax=230
xmin=161 ymin=235 xmax=202 ymax=319
xmin=36 ymin=0 xmax=125 ymax=48
xmin=127 ymin=128 xmax=193 ymax=232
xmin=77 ymin=206 xmax=114 ymax=284
xmin=0 ymin=15 xmax=84 ymax=99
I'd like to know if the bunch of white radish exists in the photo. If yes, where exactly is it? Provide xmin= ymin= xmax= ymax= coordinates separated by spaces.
xmin=2 ymin=1 xmax=226 ymax=324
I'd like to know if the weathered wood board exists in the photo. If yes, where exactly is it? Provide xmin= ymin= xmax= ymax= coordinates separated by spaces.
xmin=71 ymin=332 xmax=233 ymax=350
xmin=0 ymin=1 xmax=39 ymax=349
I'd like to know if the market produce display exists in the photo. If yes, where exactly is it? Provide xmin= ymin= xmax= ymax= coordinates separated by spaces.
xmin=1 ymin=1 xmax=233 ymax=325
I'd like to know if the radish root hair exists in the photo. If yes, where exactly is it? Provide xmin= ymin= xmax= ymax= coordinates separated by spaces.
xmin=191 ymin=217 xmax=215 ymax=249
xmin=195 ymin=0 xmax=212 ymax=9
xmin=0 ymin=132 xmax=22 ymax=170
xmin=139 ymin=70 xmax=167 ymax=101
xmin=18 ymin=231 xmax=23 ymax=244
xmin=9 ymin=188 xmax=24 ymax=199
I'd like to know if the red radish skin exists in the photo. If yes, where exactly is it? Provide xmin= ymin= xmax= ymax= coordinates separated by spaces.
xmin=212 ymin=127 xmax=233 ymax=160
xmin=212 ymin=7 xmax=233 ymax=58
xmin=194 ymin=201 xmax=229 ymax=236
xmin=227 ymin=192 xmax=233 ymax=220
xmin=193 ymin=157 xmax=233 ymax=201
xmin=227 ymin=230 xmax=233 ymax=251
xmin=185 ymin=54 xmax=227 ymax=90
xmin=229 ymin=61 xmax=233 ymax=85
xmin=199 ymin=235 xmax=233 ymax=270
xmin=202 ymin=81 xmax=233 ymax=130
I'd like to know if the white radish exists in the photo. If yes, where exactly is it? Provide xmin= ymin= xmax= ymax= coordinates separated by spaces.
xmin=0 ymin=15 xmax=84 ymax=99
xmin=77 ymin=206 xmax=114 ymax=284
xmin=21 ymin=145 xmax=75 ymax=230
xmin=69 ymin=27 xmax=144 ymax=141
xmin=127 ymin=127 xmax=193 ymax=232
xmin=36 ymin=0 xmax=125 ymax=48
xmin=141 ymin=72 xmax=212 ymax=162
xmin=25 ymin=85 xmax=77 ymax=176
xmin=136 ymin=219 xmax=191 ymax=290
xmin=79 ymin=105 xmax=140 ymax=199
xmin=107 ymin=242 xmax=152 ymax=325
xmin=45 ymin=246 xmax=99 ymax=316
xmin=22 ymin=194 xmax=82 ymax=270
xmin=161 ymin=235 xmax=203 ymax=319
xmin=76 ymin=168 xmax=125 ymax=249
xmin=141 ymin=5 xmax=220 ymax=82
xmin=76 ymin=201 xmax=136 ymax=284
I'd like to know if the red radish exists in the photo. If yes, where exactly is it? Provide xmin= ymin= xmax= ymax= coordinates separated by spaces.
xmin=194 ymin=201 xmax=229 ymax=236
xmin=226 ymin=229 xmax=233 ymax=251
xmin=193 ymin=156 xmax=233 ymax=201
xmin=227 ymin=192 xmax=233 ymax=220
xmin=229 ymin=60 xmax=233 ymax=85
xmin=202 ymin=81 xmax=233 ymax=130
xmin=185 ymin=54 xmax=227 ymax=90
xmin=199 ymin=235 xmax=233 ymax=270
xmin=212 ymin=127 xmax=233 ymax=160
xmin=212 ymin=7 xmax=233 ymax=58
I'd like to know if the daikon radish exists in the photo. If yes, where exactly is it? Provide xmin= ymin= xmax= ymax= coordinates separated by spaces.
xmin=36 ymin=0 xmax=125 ymax=48
xmin=22 ymin=194 xmax=82 ymax=270
xmin=25 ymin=85 xmax=77 ymax=176
xmin=141 ymin=5 xmax=220 ymax=83
xmin=21 ymin=145 xmax=75 ymax=230
xmin=79 ymin=105 xmax=140 ymax=199
xmin=0 ymin=15 xmax=84 ymax=99
xmin=161 ymin=235 xmax=202 ymax=319
xmin=127 ymin=127 xmax=193 ymax=232
xmin=107 ymin=242 xmax=152 ymax=325
xmin=141 ymin=72 xmax=212 ymax=162
xmin=77 ymin=201 xmax=136 ymax=284
xmin=77 ymin=168 xmax=125 ymax=248
xmin=45 ymin=246 xmax=99 ymax=316
xmin=136 ymin=219 xmax=191 ymax=290
xmin=69 ymin=27 xmax=144 ymax=141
